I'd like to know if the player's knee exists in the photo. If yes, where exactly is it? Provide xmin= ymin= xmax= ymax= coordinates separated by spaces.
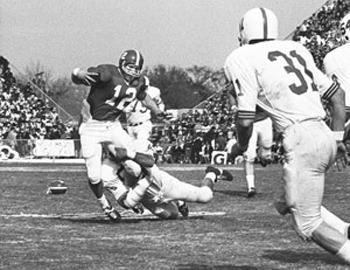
xmin=243 ymin=152 xmax=255 ymax=162
xmin=101 ymin=159 xmax=120 ymax=182
xmin=123 ymin=160 xmax=142 ymax=178
xmin=290 ymin=208 xmax=323 ymax=242
xmin=197 ymin=186 xmax=213 ymax=203
xmin=86 ymin=170 xmax=101 ymax=184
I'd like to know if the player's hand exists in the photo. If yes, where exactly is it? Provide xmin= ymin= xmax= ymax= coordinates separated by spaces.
xmin=333 ymin=141 xmax=349 ymax=171
xmin=132 ymin=204 xmax=144 ymax=215
xmin=73 ymin=68 xmax=99 ymax=85
xmin=156 ymin=111 xmax=168 ymax=118
xmin=112 ymin=147 xmax=136 ymax=162
xmin=156 ymin=111 xmax=173 ymax=124
xmin=113 ymin=147 xmax=130 ymax=162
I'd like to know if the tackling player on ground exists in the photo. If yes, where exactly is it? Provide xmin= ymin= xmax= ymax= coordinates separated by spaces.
xmin=225 ymin=7 xmax=350 ymax=264
xmin=71 ymin=49 xmax=164 ymax=222
xmin=101 ymin=150 xmax=233 ymax=220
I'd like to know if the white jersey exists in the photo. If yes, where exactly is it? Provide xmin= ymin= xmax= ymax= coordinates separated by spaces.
xmin=224 ymin=40 xmax=338 ymax=132
xmin=323 ymin=43 xmax=350 ymax=112
xmin=125 ymin=86 xmax=163 ymax=125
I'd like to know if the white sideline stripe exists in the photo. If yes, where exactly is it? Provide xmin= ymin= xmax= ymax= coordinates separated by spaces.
xmin=0 ymin=166 xmax=245 ymax=172
xmin=0 ymin=211 xmax=226 ymax=220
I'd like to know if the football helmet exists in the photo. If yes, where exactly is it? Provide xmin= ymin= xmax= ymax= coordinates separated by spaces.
xmin=239 ymin=7 xmax=278 ymax=46
xmin=340 ymin=13 xmax=350 ymax=43
xmin=119 ymin=49 xmax=144 ymax=82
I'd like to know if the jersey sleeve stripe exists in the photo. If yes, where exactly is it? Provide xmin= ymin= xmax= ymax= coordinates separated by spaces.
xmin=237 ymin=110 xmax=256 ymax=120
xmin=322 ymin=81 xmax=339 ymax=101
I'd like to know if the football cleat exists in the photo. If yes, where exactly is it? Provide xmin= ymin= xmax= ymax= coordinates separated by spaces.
xmin=177 ymin=201 xmax=189 ymax=218
xmin=205 ymin=166 xmax=233 ymax=182
xmin=221 ymin=169 xmax=234 ymax=181
xmin=103 ymin=202 xmax=121 ymax=222
xmin=247 ymin=187 xmax=257 ymax=198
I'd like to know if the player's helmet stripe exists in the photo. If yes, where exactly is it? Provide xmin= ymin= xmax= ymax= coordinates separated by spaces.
xmin=260 ymin=7 xmax=268 ymax=39
xmin=134 ymin=50 xmax=141 ymax=66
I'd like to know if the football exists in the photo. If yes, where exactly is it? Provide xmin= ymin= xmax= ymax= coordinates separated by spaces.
xmin=47 ymin=180 xmax=68 ymax=195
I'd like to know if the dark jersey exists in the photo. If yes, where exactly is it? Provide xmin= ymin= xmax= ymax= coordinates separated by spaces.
xmin=84 ymin=64 xmax=148 ymax=121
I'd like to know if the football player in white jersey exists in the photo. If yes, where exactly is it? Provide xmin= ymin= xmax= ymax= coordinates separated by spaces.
xmin=125 ymin=85 xmax=165 ymax=147
xmin=224 ymin=7 xmax=350 ymax=264
xmin=324 ymin=12 xmax=350 ymax=133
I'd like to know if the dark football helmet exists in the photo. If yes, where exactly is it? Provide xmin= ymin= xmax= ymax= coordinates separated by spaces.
xmin=119 ymin=49 xmax=144 ymax=82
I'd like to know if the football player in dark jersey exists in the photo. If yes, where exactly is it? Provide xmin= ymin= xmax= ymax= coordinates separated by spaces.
xmin=72 ymin=49 xmax=164 ymax=222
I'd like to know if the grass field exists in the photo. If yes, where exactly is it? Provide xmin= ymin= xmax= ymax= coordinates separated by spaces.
xmin=1 ymin=162 xmax=350 ymax=270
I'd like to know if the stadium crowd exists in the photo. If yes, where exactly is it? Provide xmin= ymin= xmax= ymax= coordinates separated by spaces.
xmin=0 ymin=56 xmax=78 ymax=157
xmin=1 ymin=0 xmax=349 ymax=163
xmin=292 ymin=0 xmax=350 ymax=69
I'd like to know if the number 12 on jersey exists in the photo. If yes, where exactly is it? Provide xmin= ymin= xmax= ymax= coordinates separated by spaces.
xmin=106 ymin=85 xmax=137 ymax=110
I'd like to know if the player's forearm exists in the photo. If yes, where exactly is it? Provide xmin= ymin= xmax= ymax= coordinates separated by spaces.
xmin=142 ymin=94 xmax=163 ymax=115
xmin=133 ymin=152 xmax=155 ymax=168
xmin=328 ymin=87 xmax=346 ymax=133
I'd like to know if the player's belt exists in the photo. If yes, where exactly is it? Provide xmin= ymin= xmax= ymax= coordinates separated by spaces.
xmin=129 ymin=121 xmax=144 ymax=127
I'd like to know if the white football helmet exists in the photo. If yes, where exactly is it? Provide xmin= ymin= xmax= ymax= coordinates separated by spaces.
xmin=340 ymin=13 xmax=350 ymax=43
xmin=239 ymin=7 xmax=278 ymax=46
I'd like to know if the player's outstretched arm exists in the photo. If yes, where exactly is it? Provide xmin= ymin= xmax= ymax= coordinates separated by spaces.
xmin=142 ymin=94 xmax=164 ymax=116
xmin=113 ymin=147 xmax=155 ymax=168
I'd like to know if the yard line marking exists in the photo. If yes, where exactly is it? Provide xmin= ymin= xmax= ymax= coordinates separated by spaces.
xmin=0 ymin=211 xmax=226 ymax=220
xmin=0 ymin=166 xmax=256 ymax=172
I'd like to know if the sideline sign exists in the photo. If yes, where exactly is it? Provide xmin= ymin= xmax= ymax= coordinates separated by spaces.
xmin=211 ymin=151 xmax=227 ymax=165
xmin=33 ymin=140 xmax=75 ymax=157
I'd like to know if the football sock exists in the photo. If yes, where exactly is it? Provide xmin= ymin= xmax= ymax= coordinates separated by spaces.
xmin=246 ymin=175 xmax=255 ymax=189
xmin=336 ymin=240 xmax=350 ymax=263
xmin=205 ymin=172 xmax=217 ymax=183
xmin=321 ymin=206 xmax=350 ymax=238
xmin=98 ymin=194 xmax=110 ymax=209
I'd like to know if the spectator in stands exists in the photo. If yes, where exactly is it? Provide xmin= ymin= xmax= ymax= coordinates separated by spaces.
xmin=214 ymin=130 xmax=226 ymax=151
xmin=191 ymin=132 xmax=203 ymax=164
xmin=4 ymin=125 xmax=17 ymax=151
xmin=201 ymin=141 xmax=213 ymax=164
